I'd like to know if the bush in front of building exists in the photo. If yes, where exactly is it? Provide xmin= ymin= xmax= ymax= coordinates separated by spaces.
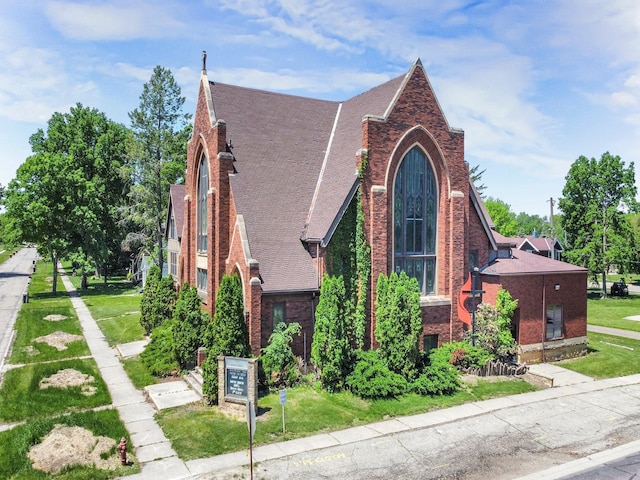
xmin=346 ymin=350 xmax=407 ymax=399
xmin=201 ymin=273 xmax=251 ymax=404
xmin=311 ymin=275 xmax=354 ymax=392
xmin=465 ymin=287 xmax=518 ymax=360
xmin=429 ymin=341 xmax=493 ymax=371
xmin=172 ymin=283 xmax=209 ymax=370
xmin=374 ymin=271 xmax=423 ymax=379
xmin=260 ymin=321 xmax=301 ymax=389
xmin=139 ymin=265 xmax=176 ymax=335
xmin=140 ymin=321 xmax=180 ymax=376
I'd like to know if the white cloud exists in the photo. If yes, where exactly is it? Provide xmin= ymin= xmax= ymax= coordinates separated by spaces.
xmin=208 ymin=67 xmax=392 ymax=96
xmin=44 ymin=0 xmax=185 ymax=41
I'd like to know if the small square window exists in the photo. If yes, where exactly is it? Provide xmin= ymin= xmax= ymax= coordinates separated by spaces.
xmin=423 ymin=334 xmax=438 ymax=354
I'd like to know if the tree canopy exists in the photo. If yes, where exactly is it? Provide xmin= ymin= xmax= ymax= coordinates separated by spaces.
xmin=559 ymin=152 xmax=637 ymax=294
xmin=124 ymin=66 xmax=192 ymax=273
xmin=4 ymin=104 xmax=128 ymax=292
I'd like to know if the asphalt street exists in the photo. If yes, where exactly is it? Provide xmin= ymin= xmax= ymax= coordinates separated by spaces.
xmin=0 ymin=246 xmax=37 ymax=381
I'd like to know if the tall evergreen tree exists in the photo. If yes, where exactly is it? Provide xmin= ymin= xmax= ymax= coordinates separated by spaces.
xmin=202 ymin=273 xmax=251 ymax=403
xmin=374 ymin=271 xmax=422 ymax=379
xmin=125 ymin=66 xmax=192 ymax=272
xmin=311 ymin=275 xmax=353 ymax=392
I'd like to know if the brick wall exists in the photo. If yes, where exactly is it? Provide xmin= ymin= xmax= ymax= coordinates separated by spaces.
xmin=361 ymin=64 xmax=469 ymax=346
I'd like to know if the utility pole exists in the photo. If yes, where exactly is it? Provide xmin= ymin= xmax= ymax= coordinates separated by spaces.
xmin=548 ymin=197 xmax=555 ymax=260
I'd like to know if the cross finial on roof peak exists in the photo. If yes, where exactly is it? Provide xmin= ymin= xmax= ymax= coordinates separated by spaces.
xmin=202 ymin=50 xmax=207 ymax=73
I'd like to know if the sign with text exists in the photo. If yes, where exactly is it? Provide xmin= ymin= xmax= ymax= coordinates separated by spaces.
xmin=225 ymin=357 xmax=249 ymax=399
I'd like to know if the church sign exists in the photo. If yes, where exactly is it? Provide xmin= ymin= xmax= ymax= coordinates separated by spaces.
xmin=225 ymin=357 xmax=248 ymax=398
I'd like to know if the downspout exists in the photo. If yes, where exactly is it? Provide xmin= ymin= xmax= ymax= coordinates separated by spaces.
xmin=541 ymin=275 xmax=546 ymax=363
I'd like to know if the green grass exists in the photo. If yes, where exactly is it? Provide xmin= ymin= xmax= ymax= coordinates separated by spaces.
xmin=557 ymin=332 xmax=640 ymax=379
xmin=0 ymin=409 xmax=139 ymax=479
xmin=158 ymin=378 xmax=537 ymax=460
xmin=0 ymin=358 xmax=112 ymax=422
xmin=0 ymin=244 xmax=19 ymax=264
xmin=10 ymin=261 xmax=90 ymax=364
xmin=587 ymin=293 xmax=640 ymax=332
xmin=121 ymin=357 xmax=158 ymax=389
xmin=65 ymin=271 xmax=145 ymax=345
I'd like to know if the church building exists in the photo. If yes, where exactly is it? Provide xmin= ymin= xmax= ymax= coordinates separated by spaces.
xmin=177 ymin=57 xmax=587 ymax=364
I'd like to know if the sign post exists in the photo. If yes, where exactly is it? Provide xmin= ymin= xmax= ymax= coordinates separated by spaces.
xmin=279 ymin=389 xmax=287 ymax=433
xmin=246 ymin=400 xmax=256 ymax=479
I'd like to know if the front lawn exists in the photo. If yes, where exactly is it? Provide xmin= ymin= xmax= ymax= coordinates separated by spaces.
xmin=158 ymin=378 xmax=537 ymax=460
xmin=0 ymin=409 xmax=139 ymax=479
xmin=587 ymin=293 xmax=640 ymax=333
xmin=66 ymin=271 xmax=145 ymax=345
xmin=557 ymin=332 xmax=640 ymax=379
xmin=0 ymin=358 xmax=111 ymax=422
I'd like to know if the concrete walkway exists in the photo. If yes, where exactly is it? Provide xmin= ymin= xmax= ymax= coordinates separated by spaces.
xmin=588 ymin=324 xmax=640 ymax=340
xmin=59 ymin=271 xmax=193 ymax=480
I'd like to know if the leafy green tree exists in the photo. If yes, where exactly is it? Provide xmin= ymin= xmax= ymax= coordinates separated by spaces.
xmin=466 ymin=287 xmax=518 ymax=359
xmin=172 ymin=283 xmax=209 ymax=369
xmin=124 ymin=66 xmax=192 ymax=273
xmin=560 ymin=152 xmax=637 ymax=295
xmin=484 ymin=197 xmax=518 ymax=237
xmin=260 ymin=322 xmax=301 ymax=388
xmin=311 ymin=275 xmax=353 ymax=392
xmin=202 ymin=273 xmax=251 ymax=403
xmin=4 ymin=104 xmax=127 ymax=293
xmin=374 ymin=271 xmax=422 ymax=379
xmin=515 ymin=212 xmax=548 ymax=237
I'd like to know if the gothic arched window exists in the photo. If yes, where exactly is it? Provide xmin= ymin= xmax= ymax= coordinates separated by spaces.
xmin=393 ymin=146 xmax=437 ymax=294
xmin=197 ymin=153 xmax=208 ymax=253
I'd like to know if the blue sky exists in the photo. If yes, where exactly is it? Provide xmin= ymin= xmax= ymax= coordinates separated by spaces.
xmin=1 ymin=0 xmax=638 ymax=218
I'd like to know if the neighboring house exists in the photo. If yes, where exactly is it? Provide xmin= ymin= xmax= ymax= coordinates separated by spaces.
xmin=495 ymin=231 xmax=563 ymax=261
xmin=165 ymin=184 xmax=186 ymax=283
xmin=177 ymin=57 xmax=586 ymax=364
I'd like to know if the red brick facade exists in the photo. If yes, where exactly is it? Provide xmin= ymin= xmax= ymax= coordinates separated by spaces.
xmin=178 ymin=62 xmax=587 ymax=363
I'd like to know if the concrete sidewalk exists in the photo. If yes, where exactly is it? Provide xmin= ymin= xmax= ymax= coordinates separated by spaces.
xmin=59 ymin=270 xmax=193 ymax=480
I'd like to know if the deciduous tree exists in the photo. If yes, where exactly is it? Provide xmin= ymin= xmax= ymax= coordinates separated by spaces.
xmin=560 ymin=152 xmax=637 ymax=295
xmin=484 ymin=197 xmax=518 ymax=237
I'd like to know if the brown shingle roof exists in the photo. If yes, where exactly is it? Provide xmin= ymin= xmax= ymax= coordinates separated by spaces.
xmin=304 ymin=74 xmax=406 ymax=242
xmin=210 ymin=82 xmax=339 ymax=292
xmin=482 ymin=249 xmax=586 ymax=276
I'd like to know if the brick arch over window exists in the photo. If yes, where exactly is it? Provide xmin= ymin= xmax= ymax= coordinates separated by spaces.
xmin=385 ymin=127 xmax=450 ymax=295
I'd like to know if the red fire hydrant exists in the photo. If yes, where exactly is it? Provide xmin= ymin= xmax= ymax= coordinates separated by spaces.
xmin=117 ymin=437 xmax=127 ymax=465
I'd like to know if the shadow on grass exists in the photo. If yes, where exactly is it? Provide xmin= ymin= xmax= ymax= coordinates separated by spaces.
xmin=70 ymin=279 xmax=140 ymax=297
xmin=30 ymin=290 xmax=71 ymax=301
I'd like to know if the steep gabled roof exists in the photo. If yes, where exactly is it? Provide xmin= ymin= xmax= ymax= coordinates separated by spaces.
xmin=209 ymin=82 xmax=339 ymax=292
xmin=166 ymin=184 xmax=186 ymax=240
xmin=303 ymin=73 xmax=406 ymax=243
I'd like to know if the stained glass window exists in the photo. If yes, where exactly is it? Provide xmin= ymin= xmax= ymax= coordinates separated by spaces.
xmin=393 ymin=147 xmax=437 ymax=294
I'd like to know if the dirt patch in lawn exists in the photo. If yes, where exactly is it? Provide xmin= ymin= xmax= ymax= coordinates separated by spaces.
xmin=34 ymin=331 xmax=83 ymax=351
xmin=43 ymin=314 xmax=68 ymax=321
xmin=39 ymin=368 xmax=96 ymax=396
xmin=28 ymin=424 xmax=121 ymax=474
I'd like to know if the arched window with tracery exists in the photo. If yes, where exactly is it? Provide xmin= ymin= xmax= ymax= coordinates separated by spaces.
xmin=393 ymin=146 xmax=437 ymax=294
xmin=197 ymin=153 xmax=208 ymax=253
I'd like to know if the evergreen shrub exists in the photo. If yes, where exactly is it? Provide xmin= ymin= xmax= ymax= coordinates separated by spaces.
xmin=140 ymin=321 xmax=179 ymax=376
xmin=346 ymin=350 xmax=407 ymax=399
